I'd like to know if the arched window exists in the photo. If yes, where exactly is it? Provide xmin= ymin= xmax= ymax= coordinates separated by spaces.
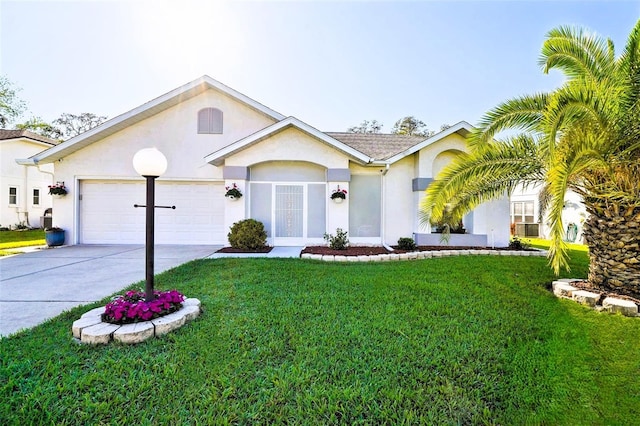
xmin=198 ymin=108 xmax=223 ymax=134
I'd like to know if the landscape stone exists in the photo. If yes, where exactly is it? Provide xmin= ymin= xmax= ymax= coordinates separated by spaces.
xmin=322 ymin=255 xmax=335 ymax=262
xmin=81 ymin=323 xmax=121 ymax=345
xmin=113 ymin=322 xmax=155 ymax=344
xmin=602 ymin=297 xmax=639 ymax=317
xmin=180 ymin=305 xmax=201 ymax=322
xmin=72 ymin=316 xmax=103 ymax=339
xmin=183 ymin=298 xmax=201 ymax=308
xmin=572 ymin=290 xmax=601 ymax=307
xmin=81 ymin=307 xmax=105 ymax=319
xmin=552 ymin=281 xmax=578 ymax=298
xmin=152 ymin=311 xmax=186 ymax=336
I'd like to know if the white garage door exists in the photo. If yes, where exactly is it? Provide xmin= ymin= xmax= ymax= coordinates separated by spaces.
xmin=80 ymin=180 xmax=225 ymax=244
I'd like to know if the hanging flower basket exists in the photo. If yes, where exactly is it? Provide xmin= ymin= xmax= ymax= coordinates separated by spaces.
xmin=225 ymin=183 xmax=242 ymax=200
xmin=48 ymin=182 xmax=68 ymax=197
xmin=330 ymin=186 xmax=347 ymax=203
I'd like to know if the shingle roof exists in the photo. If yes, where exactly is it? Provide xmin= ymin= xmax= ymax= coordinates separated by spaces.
xmin=0 ymin=129 xmax=60 ymax=145
xmin=326 ymin=132 xmax=426 ymax=161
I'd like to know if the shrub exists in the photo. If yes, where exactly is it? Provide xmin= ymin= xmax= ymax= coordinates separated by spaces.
xmin=397 ymin=237 xmax=417 ymax=250
xmin=323 ymin=228 xmax=349 ymax=250
xmin=508 ymin=236 xmax=530 ymax=250
xmin=228 ymin=219 xmax=267 ymax=250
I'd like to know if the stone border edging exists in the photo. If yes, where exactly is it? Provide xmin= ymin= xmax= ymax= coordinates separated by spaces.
xmin=72 ymin=298 xmax=202 ymax=344
xmin=552 ymin=279 xmax=639 ymax=317
xmin=300 ymin=248 xmax=548 ymax=262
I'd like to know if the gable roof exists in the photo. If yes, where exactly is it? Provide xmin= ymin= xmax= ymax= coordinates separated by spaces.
xmin=204 ymin=116 xmax=373 ymax=166
xmin=326 ymin=121 xmax=473 ymax=163
xmin=383 ymin=121 xmax=473 ymax=163
xmin=17 ymin=75 xmax=286 ymax=165
xmin=326 ymin=132 xmax=426 ymax=161
xmin=0 ymin=129 xmax=60 ymax=146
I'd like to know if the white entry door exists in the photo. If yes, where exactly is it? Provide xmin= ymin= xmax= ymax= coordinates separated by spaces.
xmin=273 ymin=184 xmax=304 ymax=245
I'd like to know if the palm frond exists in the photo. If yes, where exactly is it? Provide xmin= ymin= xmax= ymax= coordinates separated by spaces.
xmin=540 ymin=25 xmax=615 ymax=80
xmin=469 ymin=94 xmax=548 ymax=148
xmin=420 ymin=135 xmax=544 ymax=226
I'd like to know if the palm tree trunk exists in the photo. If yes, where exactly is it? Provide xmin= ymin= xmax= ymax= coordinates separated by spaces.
xmin=582 ymin=201 xmax=640 ymax=298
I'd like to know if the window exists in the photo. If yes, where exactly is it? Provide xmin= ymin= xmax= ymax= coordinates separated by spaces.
xmin=9 ymin=187 xmax=17 ymax=205
xmin=349 ymin=175 xmax=381 ymax=237
xmin=33 ymin=188 xmax=40 ymax=206
xmin=197 ymin=108 xmax=223 ymax=134
xmin=511 ymin=201 xmax=535 ymax=223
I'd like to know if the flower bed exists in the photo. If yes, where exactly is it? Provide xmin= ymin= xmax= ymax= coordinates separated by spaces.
xmin=102 ymin=290 xmax=185 ymax=324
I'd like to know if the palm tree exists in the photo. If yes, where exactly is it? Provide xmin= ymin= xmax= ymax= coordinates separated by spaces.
xmin=421 ymin=20 xmax=640 ymax=298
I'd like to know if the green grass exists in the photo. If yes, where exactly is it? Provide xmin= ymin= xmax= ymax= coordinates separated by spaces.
xmin=0 ymin=229 xmax=46 ymax=256
xmin=2 ymin=250 xmax=638 ymax=424
xmin=525 ymin=237 xmax=589 ymax=253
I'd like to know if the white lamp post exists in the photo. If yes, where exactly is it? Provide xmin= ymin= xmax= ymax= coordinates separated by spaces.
xmin=133 ymin=148 xmax=168 ymax=301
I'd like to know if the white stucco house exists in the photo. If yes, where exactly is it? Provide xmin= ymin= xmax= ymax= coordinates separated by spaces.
xmin=16 ymin=76 xmax=510 ymax=247
xmin=511 ymin=184 xmax=587 ymax=243
xmin=1 ymin=129 xmax=58 ymax=229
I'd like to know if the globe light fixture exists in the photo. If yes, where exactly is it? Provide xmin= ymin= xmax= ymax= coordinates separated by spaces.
xmin=132 ymin=148 xmax=167 ymax=301
xmin=133 ymin=147 xmax=168 ymax=177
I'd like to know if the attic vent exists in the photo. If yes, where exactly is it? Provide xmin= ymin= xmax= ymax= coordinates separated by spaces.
xmin=198 ymin=108 xmax=223 ymax=134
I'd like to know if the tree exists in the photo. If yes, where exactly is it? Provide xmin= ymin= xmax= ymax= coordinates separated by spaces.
xmin=391 ymin=116 xmax=433 ymax=137
xmin=0 ymin=75 xmax=27 ymax=128
xmin=347 ymin=119 xmax=383 ymax=134
xmin=420 ymin=20 xmax=640 ymax=298
xmin=16 ymin=117 xmax=63 ymax=140
xmin=53 ymin=112 xmax=107 ymax=138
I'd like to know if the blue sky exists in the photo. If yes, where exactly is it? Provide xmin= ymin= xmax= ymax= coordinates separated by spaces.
xmin=1 ymin=0 xmax=638 ymax=133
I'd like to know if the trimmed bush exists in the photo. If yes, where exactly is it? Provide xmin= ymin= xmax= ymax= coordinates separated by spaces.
xmin=228 ymin=219 xmax=267 ymax=250
xmin=397 ymin=237 xmax=417 ymax=251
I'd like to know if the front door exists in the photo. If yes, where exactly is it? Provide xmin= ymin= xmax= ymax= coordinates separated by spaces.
xmin=273 ymin=184 xmax=304 ymax=245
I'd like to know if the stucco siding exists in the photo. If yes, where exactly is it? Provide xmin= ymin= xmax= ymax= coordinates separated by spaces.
xmin=51 ymin=89 xmax=278 ymax=242
xmin=382 ymin=156 xmax=415 ymax=245
xmin=416 ymin=133 xmax=468 ymax=178
xmin=1 ymin=140 xmax=54 ymax=228
xmin=225 ymin=127 xmax=349 ymax=169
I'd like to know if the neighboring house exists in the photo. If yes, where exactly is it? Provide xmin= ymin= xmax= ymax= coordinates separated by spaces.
xmin=511 ymin=184 xmax=587 ymax=242
xmin=16 ymin=76 xmax=510 ymax=247
xmin=1 ymin=129 xmax=58 ymax=229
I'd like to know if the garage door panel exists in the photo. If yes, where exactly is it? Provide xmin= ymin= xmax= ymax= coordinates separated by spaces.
xmin=80 ymin=180 xmax=224 ymax=244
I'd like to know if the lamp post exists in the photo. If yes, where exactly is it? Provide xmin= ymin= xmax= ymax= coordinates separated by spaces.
xmin=132 ymin=148 xmax=168 ymax=302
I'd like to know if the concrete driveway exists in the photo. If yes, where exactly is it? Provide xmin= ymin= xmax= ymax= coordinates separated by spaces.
xmin=0 ymin=245 xmax=220 ymax=337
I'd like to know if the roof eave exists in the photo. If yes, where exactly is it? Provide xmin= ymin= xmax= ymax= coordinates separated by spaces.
xmin=29 ymin=75 xmax=287 ymax=164
xmin=384 ymin=121 xmax=474 ymax=164
xmin=205 ymin=117 xmax=372 ymax=167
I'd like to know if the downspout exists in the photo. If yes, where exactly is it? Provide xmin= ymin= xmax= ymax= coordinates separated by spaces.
xmin=380 ymin=163 xmax=393 ymax=251
xmin=19 ymin=165 xmax=29 ymax=226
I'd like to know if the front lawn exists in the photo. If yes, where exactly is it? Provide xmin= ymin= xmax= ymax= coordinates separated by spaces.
xmin=2 ymin=250 xmax=638 ymax=424
xmin=0 ymin=229 xmax=45 ymax=255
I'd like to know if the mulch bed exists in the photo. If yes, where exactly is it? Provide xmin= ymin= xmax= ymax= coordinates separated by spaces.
xmin=216 ymin=246 xmax=273 ymax=254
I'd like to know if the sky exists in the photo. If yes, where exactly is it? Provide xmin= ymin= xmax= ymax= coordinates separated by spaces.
xmin=1 ymin=0 xmax=638 ymax=134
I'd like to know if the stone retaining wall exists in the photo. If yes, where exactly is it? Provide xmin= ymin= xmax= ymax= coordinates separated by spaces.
xmin=300 ymin=249 xmax=548 ymax=262
xmin=552 ymin=279 xmax=639 ymax=317
xmin=72 ymin=298 xmax=202 ymax=344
